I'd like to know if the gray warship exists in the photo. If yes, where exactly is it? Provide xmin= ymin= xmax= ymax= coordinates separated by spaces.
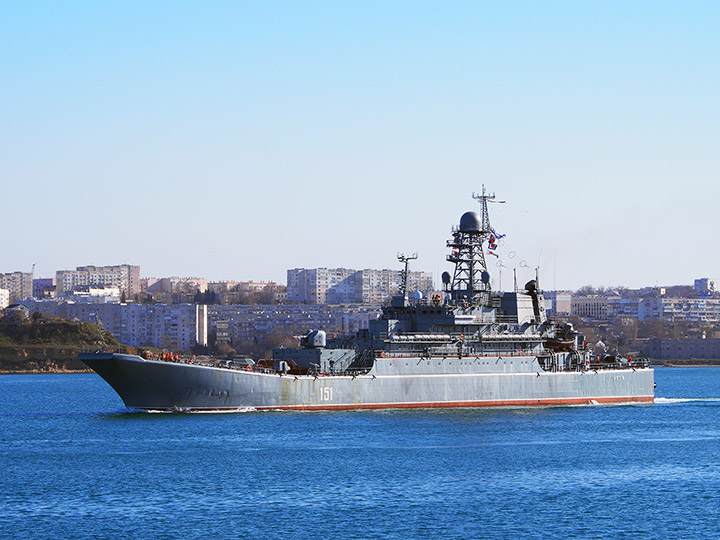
xmin=80 ymin=189 xmax=654 ymax=411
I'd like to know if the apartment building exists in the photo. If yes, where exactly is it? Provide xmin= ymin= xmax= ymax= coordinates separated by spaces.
xmin=568 ymin=293 xmax=720 ymax=324
xmin=0 ymin=271 xmax=34 ymax=302
xmin=21 ymin=299 xmax=207 ymax=351
xmin=571 ymin=295 xmax=609 ymax=320
xmin=0 ymin=288 xmax=9 ymax=310
xmin=638 ymin=297 xmax=720 ymax=323
xmin=287 ymin=267 xmax=434 ymax=304
xmin=208 ymin=304 xmax=382 ymax=345
xmin=56 ymin=265 xmax=140 ymax=296
xmin=147 ymin=277 xmax=208 ymax=294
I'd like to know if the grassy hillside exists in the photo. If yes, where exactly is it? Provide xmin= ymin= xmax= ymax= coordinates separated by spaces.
xmin=0 ymin=313 xmax=122 ymax=372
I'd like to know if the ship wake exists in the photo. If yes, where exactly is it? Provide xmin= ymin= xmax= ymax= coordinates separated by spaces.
xmin=655 ymin=397 xmax=720 ymax=404
xmin=144 ymin=407 xmax=258 ymax=414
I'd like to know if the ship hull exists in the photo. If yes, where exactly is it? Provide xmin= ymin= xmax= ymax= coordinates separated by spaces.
xmin=81 ymin=353 xmax=654 ymax=411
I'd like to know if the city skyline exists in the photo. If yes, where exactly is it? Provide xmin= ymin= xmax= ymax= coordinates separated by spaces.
xmin=4 ymin=261 xmax=715 ymax=295
xmin=4 ymin=3 xmax=719 ymax=290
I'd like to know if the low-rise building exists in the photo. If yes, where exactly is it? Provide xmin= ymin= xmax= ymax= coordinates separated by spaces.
xmin=33 ymin=277 xmax=56 ymax=299
xmin=62 ymin=286 xmax=122 ymax=304
xmin=4 ymin=303 xmax=30 ymax=321
xmin=208 ymin=281 xmax=241 ymax=293
xmin=545 ymin=291 xmax=571 ymax=317
xmin=238 ymin=281 xmax=276 ymax=292
xmin=694 ymin=278 xmax=718 ymax=296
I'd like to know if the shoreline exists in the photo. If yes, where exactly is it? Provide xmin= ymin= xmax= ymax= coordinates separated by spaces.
xmin=0 ymin=369 xmax=94 ymax=375
xmin=660 ymin=363 xmax=720 ymax=368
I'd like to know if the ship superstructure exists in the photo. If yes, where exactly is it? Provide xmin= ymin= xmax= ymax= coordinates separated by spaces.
xmin=80 ymin=190 xmax=654 ymax=411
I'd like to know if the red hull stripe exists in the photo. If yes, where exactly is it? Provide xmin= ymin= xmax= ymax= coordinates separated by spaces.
xmin=255 ymin=396 xmax=654 ymax=411
xmin=167 ymin=395 xmax=653 ymax=412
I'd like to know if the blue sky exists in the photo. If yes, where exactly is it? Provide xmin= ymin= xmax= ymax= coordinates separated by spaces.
xmin=2 ymin=1 xmax=718 ymax=290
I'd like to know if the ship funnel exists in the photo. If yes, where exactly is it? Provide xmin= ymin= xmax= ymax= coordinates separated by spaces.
xmin=523 ymin=280 xmax=544 ymax=322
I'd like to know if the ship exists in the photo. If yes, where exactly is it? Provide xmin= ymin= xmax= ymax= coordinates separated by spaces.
xmin=80 ymin=188 xmax=654 ymax=411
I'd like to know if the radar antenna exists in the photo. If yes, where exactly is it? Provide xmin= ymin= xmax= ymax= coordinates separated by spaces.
xmin=472 ymin=185 xmax=495 ymax=234
xmin=446 ymin=186 xmax=502 ymax=307
xmin=397 ymin=252 xmax=418 ymax=305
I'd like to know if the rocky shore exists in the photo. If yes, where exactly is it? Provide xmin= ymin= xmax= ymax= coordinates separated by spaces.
xmin=0 ymin=314 xmax=122 ymax=374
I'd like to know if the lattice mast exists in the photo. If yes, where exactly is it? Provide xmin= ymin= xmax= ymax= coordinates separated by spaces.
xmin=446 ymin=186 xmax=498 ymax=306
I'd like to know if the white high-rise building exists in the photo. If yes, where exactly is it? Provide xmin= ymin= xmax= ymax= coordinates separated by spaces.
xmin=21 ymin=300 xmax=207 ymax=351
xmin=0 ymin=272 xmax=34 ymax=302
xmin=0 ymin=288 xmax=10 ymax=310
xmin=56 ymin=265 xmax=140 ymax=297
xmin=287 ymin=267 xmax=434 ymax=304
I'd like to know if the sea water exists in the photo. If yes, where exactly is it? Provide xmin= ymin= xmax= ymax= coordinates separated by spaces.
xmin=1 ymin=367 xmax=719 ymax=540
